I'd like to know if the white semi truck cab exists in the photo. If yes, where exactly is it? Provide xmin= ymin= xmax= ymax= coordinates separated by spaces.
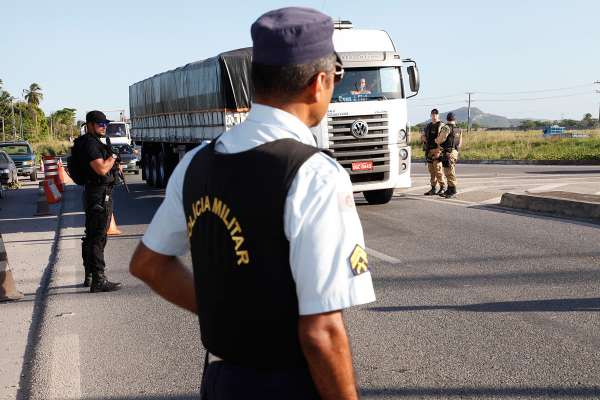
xmin=130 ymin=21 xmax=419 ymax=205
xmin=311 ymin=21 xmax=420 ymax=204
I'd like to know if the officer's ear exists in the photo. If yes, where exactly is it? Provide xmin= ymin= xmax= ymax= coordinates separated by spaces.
xmin=306 ymin=71 xmax=333 ymax=104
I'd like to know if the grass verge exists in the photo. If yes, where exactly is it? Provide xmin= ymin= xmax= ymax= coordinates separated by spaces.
xmin=410 ymin=129 xmax=600 ymax=160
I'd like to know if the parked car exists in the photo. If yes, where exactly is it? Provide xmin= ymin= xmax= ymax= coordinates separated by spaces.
xmin=111 ymin=143 xmax=140 ymax=174
xmin=0 ymin=141 xmax=37 ymax=181
xmin=0 ymin=150 xmax=19 ymax=191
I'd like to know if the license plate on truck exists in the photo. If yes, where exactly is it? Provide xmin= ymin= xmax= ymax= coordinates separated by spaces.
xmin=351 ymin=161 xmax=373 ymax=171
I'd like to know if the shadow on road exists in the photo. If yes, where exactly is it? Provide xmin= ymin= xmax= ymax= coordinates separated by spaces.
xmin=83 ymin=395 xmax=199 ymax=400
xmin=373 ymin=267 xmax=600 ymax=289
xmin=360 ymin=385 xmax=600 ymax=398
xmin=0 ymin=182 xmax=60 ymax=234
xmin=527 ymin=169 xmax=600 ymax=175
xmin=470 ymin=204 xmax=600 ymax=229
xmin=369 ymin=297 xmax=600 ymax=313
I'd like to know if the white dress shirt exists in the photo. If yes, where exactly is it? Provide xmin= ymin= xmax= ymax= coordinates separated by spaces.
xmin=142 ymin=103 xmax=376 ymax=315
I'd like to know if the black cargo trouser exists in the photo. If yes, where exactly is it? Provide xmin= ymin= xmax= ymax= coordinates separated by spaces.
xmin=81 ymin=184 xmax=113 ymax=280
xmin=201 ymin=360 xmax=320 ymax=400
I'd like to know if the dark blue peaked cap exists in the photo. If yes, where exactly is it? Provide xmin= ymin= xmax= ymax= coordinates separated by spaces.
xmin=251 ymin=7 xmax=335 ymax=66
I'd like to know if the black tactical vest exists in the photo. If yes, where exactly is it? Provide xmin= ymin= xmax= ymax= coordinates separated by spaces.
xmin=425 ymin=122 xmax=441 ymax=150
xmin=441 ymin=125 xmax=461 ymax=151
xmin=182 ymin=139 xmax=320 ymax=369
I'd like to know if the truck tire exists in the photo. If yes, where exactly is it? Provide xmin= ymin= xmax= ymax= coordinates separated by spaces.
xmin=144 ymin=154 xmax=154 ymax=186
xmin=141 ymin=154 xmax=147 ymax=181
xmin=150 ymin=154 xmax=159 ymax=187
xmin=156 ymin=152 xmax=167 ymax=188
xmin=363 ymin=188 xmax=394 ymax=205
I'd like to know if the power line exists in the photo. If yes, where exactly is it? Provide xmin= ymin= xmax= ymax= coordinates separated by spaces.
xmin=475 ymin=83 xmax=594 ymax=95
xmin=408 ymin=101 xmax=466 ymax=108
xmin=474 ymin=91 xmax=594 ymax=103
xmin=411 ymin=93 xmax=465 ymax=101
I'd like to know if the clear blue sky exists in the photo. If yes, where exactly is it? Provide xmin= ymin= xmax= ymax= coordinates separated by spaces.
xmin=2 ymin=0 xmax=599 ymax=123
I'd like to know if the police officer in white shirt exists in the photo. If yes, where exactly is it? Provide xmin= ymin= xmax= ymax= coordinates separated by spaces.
xmin=129 ymin=7 xmax=375 ymax=400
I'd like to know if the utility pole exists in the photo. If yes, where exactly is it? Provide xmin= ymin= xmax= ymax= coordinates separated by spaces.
xmin=466 ymin=92 xmax=474 ymax=134
xmin=10 ymin=101 xmax=16 ymax=139
xmin=19 ymin=107 xmax=23 ymax=139
xmin=595 ymin=81 xmax=600 ymax=128
xmin=0 ymin=117 xmax=4 ymax=142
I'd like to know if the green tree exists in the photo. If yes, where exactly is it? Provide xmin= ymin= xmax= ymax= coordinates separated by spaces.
xmin=24 ymin=83 xmax=43 ymax=106
xmin=582 ymin=113 xmax=595 ymax=129
xmin=519 ymin=120 xmax=536 ymax=131
xmin=23 ymin=83 xmax=44 ymax=137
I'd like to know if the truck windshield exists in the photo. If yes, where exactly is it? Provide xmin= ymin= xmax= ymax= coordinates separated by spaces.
xmin=0 ymin=145 xmax=31 ymax=155
xmin=107 ymin=124 xmax=127 ymax=138
xmin=332 ymin=67 xmax=404 ymax=103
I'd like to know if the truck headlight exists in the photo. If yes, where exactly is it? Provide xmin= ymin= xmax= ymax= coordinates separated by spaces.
xmin=398 ymin=129 xmax=407 ymax=143
xmin=400 ymin=149 xmax=409 ymax=160
xmin=22 ymin=160 xmax=32 ymax=166
xmin=1 ymin=168 xmax=9 ymax=173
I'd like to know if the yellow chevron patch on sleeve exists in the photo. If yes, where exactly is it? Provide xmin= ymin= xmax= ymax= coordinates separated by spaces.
xmin=349 ymin=245 xmax=369 ymax=276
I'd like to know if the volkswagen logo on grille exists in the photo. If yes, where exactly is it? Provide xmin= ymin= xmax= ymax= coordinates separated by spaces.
xmin=351 ymin=120 xmax=369 ymax=138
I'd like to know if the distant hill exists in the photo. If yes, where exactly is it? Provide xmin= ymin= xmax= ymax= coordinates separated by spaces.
xmin=421 ymin=107 xmax=533 ymax=128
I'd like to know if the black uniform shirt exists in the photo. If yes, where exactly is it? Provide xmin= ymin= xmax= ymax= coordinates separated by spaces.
xmin=80 ymin=134 xmax=114 ymax=186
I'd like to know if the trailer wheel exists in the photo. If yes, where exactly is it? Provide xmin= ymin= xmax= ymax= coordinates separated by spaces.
xmin=150 ymin=154 xmax=159 ymax=187
xmin=363 ymin=188 xmax=394 ymax=205
xmin=141 ymin=154 xmax=147 ymax=181
xmin=156 ymin=151 xmax=167 ymax=188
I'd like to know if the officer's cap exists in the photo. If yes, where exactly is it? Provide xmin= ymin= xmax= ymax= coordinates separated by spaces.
xmin=251 ymin=7 xmax=335 ymax=66
xmin=446 ymin=112 xmax=456 ymax=121
xmin=86 ymin=110 xmax=112 ymax=124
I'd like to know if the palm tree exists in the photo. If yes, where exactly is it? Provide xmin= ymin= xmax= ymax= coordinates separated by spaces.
xmin=24 ymin=83 xmax=43 ymax=137
xmin=24 ymin=83 xmax=43 ymax=106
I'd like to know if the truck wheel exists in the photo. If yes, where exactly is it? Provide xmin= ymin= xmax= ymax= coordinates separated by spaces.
xmin=156 ymin=152 xmax=167 ymax=188
xmin=144 ymin=154 xmax=154 ymax=186
xmin=363 ymin=188 xmax=394 ymax=205
xmin=150 ymin=154 xmax=159 ymax=187
xmin=30 ymin=168 xmax=37 ymax=181
xmin=141 ymin=154 xmax=148 ymax=181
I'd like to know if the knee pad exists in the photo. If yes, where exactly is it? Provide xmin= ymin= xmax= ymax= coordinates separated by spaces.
xmin=441 ymin=158 xmax=451 ymax=168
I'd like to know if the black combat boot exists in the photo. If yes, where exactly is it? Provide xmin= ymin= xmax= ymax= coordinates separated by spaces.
xmin=83 ymin=271 xmax=92 ymax=287
xmin=81 ymin=237 xmax=92 ymax=287
xmin=424 ymin=186 xmax=437 ymax=196
xmin=436 ymin=185 xmax=447 ymax=196
xmin=443 ymin=186 xmax=457 ymax=198
xmin=90 ymin=271 xmax=122 ymax=293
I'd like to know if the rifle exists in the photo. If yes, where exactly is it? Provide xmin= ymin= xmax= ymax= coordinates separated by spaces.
xmin=105 ymin=136 xmax=130 ymax=193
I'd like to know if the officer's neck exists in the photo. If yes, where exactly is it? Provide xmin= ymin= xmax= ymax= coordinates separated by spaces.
xmin=255 ymin=99 xmax=314 ymax=128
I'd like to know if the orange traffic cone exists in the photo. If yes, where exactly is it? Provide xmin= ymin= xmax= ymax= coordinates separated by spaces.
xmin=107 ymin=213 xmax=122 ymax=236
xmin=43 ymin=179 xmax=62 ymax=204
xmin=1 ymin=234 xmax=24 ymax=302
xmin=56 ymin=159 xmax=66 ymax=190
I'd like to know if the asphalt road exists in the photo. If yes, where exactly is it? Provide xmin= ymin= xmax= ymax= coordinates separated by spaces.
xmin=22 ymin=165 xmax=600 ymax=399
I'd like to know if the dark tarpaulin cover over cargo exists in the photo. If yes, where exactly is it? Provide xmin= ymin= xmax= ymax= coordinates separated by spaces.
xmin=129 ymin=48 xmax=252 ymax=119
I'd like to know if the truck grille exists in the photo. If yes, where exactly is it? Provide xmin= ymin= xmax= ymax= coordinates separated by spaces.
xmin=328 ymin=113 xmax=389 ymax=183
xmin=14 ymin=161 xmax=23 ymax=167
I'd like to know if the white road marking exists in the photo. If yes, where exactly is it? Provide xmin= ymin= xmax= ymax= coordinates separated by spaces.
xmin=49 ymin=334 xmax=81 ymax=400
xmin=0 ymin=215 xmax=57 ymax=222
xmin=526 ymin=183 xmax=569 ymax=193
xmin=366 ymin=247 xmax=402 ymax=264
xmin=479 ymin=196 xmax=504 ymax=205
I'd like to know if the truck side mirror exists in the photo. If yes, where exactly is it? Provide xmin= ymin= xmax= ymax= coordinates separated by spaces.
xmin=407 ymin=65 xmax=420 ymax=94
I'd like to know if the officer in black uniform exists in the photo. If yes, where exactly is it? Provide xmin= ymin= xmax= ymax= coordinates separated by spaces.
xmin=80 ymin=111 xmax=122 ymax=292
